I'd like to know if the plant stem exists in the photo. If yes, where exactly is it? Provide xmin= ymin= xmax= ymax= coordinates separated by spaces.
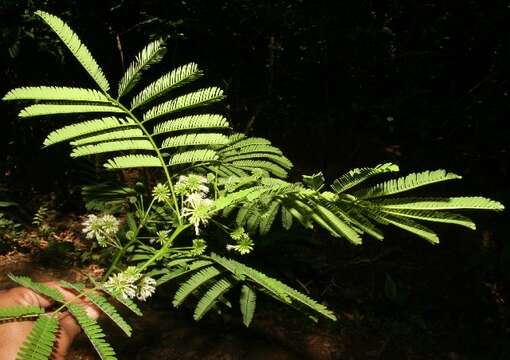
xmin=102 ymin=238 xmax=136 ymax=281
xmin=50 ymin=286 xmax=99 ymax=316
xmin=108 ymin=96 xmax=182 ymax=224
xmin=137 ymin=224 xmax=190 ymax=272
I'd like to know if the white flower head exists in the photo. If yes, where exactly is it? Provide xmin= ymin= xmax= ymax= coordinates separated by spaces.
xmin=226 ymin=227 xmax=254 ymax=255
xmin=136 ymin=277 xmax=157 ymax=301
xmin=152 ymin=183 xmax=171 ymax=203
xmin=103 ymin=266 xmax=141 ymax=300
xmin=189 ymin=239 xmax=207 ymax=256
xmin=82 ymin=214 xmax=120 ymax=246
xmin=182 ymin=193 xmax=213 ymax=235
xmin=175 ymin=174 xmax=209 ymax=196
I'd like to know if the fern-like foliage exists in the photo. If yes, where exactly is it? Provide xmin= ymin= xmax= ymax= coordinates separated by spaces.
xmin=353 ymin=169 xmax=462 ymax=198
xmin=172 ymin=266 xmax=222 ymax=307
xmin=193 ymin=278 xmax=234 ymax=320
xmin=71 ymin=139 xmax=154 ymax=157
xmin=4 ymin=11 xmax=292 ymax=178
xmin=239 ymin=284 xmax=256 ymax=327
xmin=131 ymin=62 xmax=203 ymax=109
xmin=118 ymin=39 xmax=166 ymax=98
xmin=101 ymin=286 xmax=143 ymax=316
xmin=331 ymin=163 xmax=400 ymax=193
xmin=175 ymin=254 xmax=337 ymax=322
xmin=205 ymin=134 xmax=293 ymax=178
xmin=8 ymin=274 xmax=64 ymax=302
xmin=153 ymin=114 xmax=230 ymax=134
xmin=16 ymin=315 xmax=59 ymax=360
xmin=214 ymin=165 xmax=503 ymax=244
xmin=34 ymin=11 xmax=110 ymax=92
xmin=19 ymin=104 xmax=123 ymax=118
xmin=60 ymin=281 xmax=133 ymax=337
xmin=67 ymin=303 xmax=117 ymax=360
xmin=3 ymin=86 xmax=110 ymax=102
xmin=43 ymin=117 xmax=137 ymax=146
xmin=0 ymin=305 xmax=44 ymax=321
xmin=143 ymin=87 xmax=225 ymax=122
xmin=169 ymin=149 xmax=219 ymax=166
xmin=104 ymin=155 xmax=162 ymax=169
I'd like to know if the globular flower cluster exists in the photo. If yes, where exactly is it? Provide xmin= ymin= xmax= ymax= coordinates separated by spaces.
xmin=177 ymin=174 xmax=214 ymax=235
xmin=227 ymin=227 xmax=254 ymax=255
xmin=82 ymin=214 xmax=120 ymax=247
xmin=103 ymin=266 xmax=157 ymax=301
xmin=182 ymin=193 xmax=214 ymax=235
xmin=189 ymin=238 xmax=207 ymax=256
xmin=152 ymin=183 xmax=171 ymax=203
xmin=175 ymin=174 xmax=209 ymax=195
xmin=136 ymin=277 xmax=157 ymax=301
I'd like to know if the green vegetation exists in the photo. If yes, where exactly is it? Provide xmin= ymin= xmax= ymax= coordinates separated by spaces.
xmin=0 ymin=9 xmax=505 ymax=360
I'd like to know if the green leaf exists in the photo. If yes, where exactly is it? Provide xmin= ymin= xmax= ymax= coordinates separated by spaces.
xmin=71 ymin=128 xmax=145 ymax=146
xmin=380 ymin=209 xmax=476 ymax=229
xmin=379 ymin=213 xmax=440 ymax=244
xmin=153 ymin=114 xmax=229 ymax=135
xmin=0 ymin=305 xmax=44 ymax=321
xmin=354 ymin=170 xmax=462 ymax=199
xmin=239 ymin=284 xmax=256 ymax=327
xmin=161 ymin=133 xmax=228 ymax=149
xmin=230 ymin=160 xmax=289 ymax=178
xmin=67 ymin=303 xmax=117 ymax=359
xmin=281 ymin=206 xmax=293 ymax=230
xmin=259 ymin=200 xmax=281 ymax=235
xmin=371 ymin=197 xmax=505 ymax=211
xmin=3 ymin=86 xmax=110 ymax=102
xmin=193 ymin=278 xmax=233 ymax=320
xmin=16 ymin=315 xmax=58 ymax=360
xmin=143 ymin=87 xmax=225 ymax=122
xmin=118 ymin=39 xmax=166 ymax=98
xmin=210 ymin=254 xmax=336 ymax=321
xmin=331 ymin=163 xmax=399 ymax=194
xmin=104 ymin=155 xmax=163 ymax=169
xmin=19 ymin=104 xmax=123 ymax=118
xmin=131 ymin=62 xmax=203 ymax=109
xmin=173 ymin=266 xmax=221 ymax=307
xmin=59 ymin=281 xmax=133 ymax=337
xmin=101 ymin=287 xmax=143 ymax=316
xmin=303 ymin=172 xmax=325 ymax=190
xmin=168 ymin=149 xmax=218 ymax=166
xmin=44 ymin=117 xmax=136 ymax=146
xmin=35 ymin=11 xmax=110 ymax=92
xmin=311 ymin=200 xmax=363 ymax=244
xmin=8 ymin=274 xmax=64 ymax=302
xmin=71 ymin=139 xmax=153 ymax=157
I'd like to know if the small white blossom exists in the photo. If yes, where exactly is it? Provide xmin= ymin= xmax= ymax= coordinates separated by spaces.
xmin=175 ymin=174 xmax=209 ymax=196
xmin=136 ymin=277 xmax=157 ymax=301
xmin=152 ymin=183 xmax=171 ymax=203
xmin=189 ymin=239 xmax=207 ymax=256
xmin=82 ymin=214 xmax=120 ymax=246
xmin=227 ymin=227 xmax=254 ymax=255
xmin=182 ymin=193 xmax=214 ymax=235
xmin=103 ymin=266 xmax=141 ymax=300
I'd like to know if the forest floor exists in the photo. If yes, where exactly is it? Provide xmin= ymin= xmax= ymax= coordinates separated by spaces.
xmin=1 ymin=212 xmax=508 ymax=360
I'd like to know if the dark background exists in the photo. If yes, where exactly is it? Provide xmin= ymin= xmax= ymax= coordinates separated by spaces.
xmin=0 ymin=0 xmax=509 ymax=358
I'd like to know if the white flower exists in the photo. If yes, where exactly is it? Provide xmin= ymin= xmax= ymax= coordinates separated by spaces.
xmin=189 ymin=239 xmax=207 ymax=256
xmin=152 ymin=183 xmax=171 ymax=203
xmin=182 ymin=193 xmax=214 ymax=235
xmin=136 ymin=277 xmax=156 ymax=301
xmin=226 ymin=227 xmax=254 ymax=255
xmin=103 ymin=266 xmax=141 ymax=300
xmin=82 ymin=214 xmax=120 ymax=246
xmin=175 ymin=174 xmax=209 ymax=196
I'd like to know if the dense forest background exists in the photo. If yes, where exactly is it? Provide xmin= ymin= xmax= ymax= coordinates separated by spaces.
xmin=0 ymin=0 xmax=509 ymax=359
